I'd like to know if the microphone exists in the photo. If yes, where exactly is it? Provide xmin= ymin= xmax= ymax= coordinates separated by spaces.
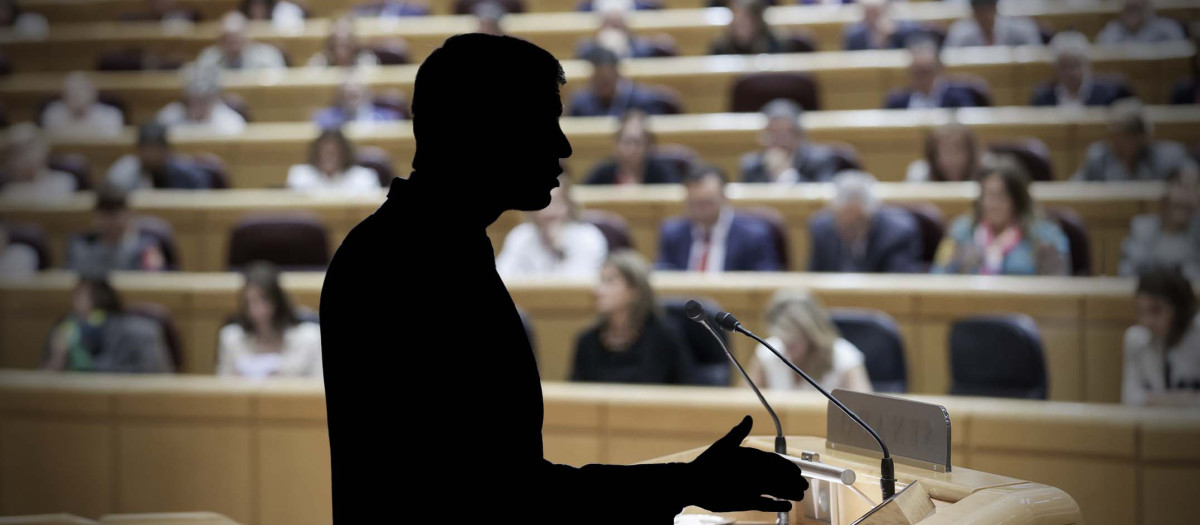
xmin=711 ymin=309 xmax=897 ymax=502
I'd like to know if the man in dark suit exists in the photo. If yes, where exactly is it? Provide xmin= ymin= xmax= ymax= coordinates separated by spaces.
xmin=566 ymin=47 xmax=677 ymax=117
xmin=741 ymin=99 xmax=844 ymax=183
xmin=884 ymin=41 xmax=985 ymax=109
xmin=808 ymin=171 xmax=923 ymax=273
xmin=658 ymin=164 xmax=784 ymax=272
xmin=1030 ymin=31 xmax=1134 ymax=107
xmin=843 ymin=0 xmax=928 ymax=51
xmin=319 ymin=34 xmax=806 ymax=524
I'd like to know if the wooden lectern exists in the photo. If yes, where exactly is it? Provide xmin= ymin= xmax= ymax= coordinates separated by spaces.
xmin=645 ymin=435 xmax=1082 ymax=525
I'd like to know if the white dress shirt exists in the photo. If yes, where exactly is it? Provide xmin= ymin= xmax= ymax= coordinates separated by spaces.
xmin=41 ymin=101 xmax=124 ymax=138
xmin=1 ymin=170 xmax=77 ymax=199
xmin=688 ymin=205 xmax=734 ymax=273
xmin=156 ymin=100 xmax=247 ymax=135
xmin=495 ymin=221 xmax=608 ymax=279
xmin=216 ymin=322 xmax=324 ymax=379
xmin=1122 ymin=314 xmax=1200 ymax=406
xmin=0 ymin=243 xmax=38 ymax=277
xmin=286 ymin=164 xmax=381 ymax=194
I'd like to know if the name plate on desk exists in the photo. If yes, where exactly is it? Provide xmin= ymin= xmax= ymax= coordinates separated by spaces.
xmin=826 ymin=390 xmax=952 ymax=472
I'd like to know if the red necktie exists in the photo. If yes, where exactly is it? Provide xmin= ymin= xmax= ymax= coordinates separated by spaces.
xmin=697 ymin=233 xmax=711 ymax=272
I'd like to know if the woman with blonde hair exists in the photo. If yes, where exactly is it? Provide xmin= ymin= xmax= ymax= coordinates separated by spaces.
xmin=747 ymin=288 xmax=873 ymax=392
xmin=571 ymin=249 xmax=694 ymax=384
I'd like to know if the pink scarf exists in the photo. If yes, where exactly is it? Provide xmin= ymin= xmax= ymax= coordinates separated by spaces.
xmin=974 ymin=223 xmax=1022 ymax=275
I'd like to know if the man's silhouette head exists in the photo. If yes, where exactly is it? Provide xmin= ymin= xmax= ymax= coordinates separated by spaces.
xmin=410 ymin=34 xmax=573 ymax=216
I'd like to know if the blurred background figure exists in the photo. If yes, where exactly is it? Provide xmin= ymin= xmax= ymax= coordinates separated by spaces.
xmin=1097 ymin=0 xmax=1186 ymax=45
xmin=708 ymin=0 xmax=782 ymax=55
xmin=934 ymin=160 xmax=1069 ymax=275
xmin=1123 ymin=265 xmax=1200 ymax=407
xmin=307 ymin=17 xmax=381 ymax=68
xmin=741 ymin=99 xmax=842 ymax=183
xmin=0 ymin=0 xmax=48 ymax=36
xmin=1074 ymin=99 xmax=1189 ymax=181
xmin=1169 ymin=23 xmax=1200 ymax=105
xmin=567 ymin=49 xmax=676 ymax=116
xmin=106 ymin=123 xmax=212 ymax=191
xmin=121 ymin=0 xmax=200 ymax=22
xmin=1120 ymin=162 xmax=1200 ymax=280
xmin=906 ymin=122 xmax=981 ymax=182
xmin=1031 ymin=32 xmax=1134 ymax=108
xmin=286 ymin=128 xmax=381 ymax=194
xmin=496 ymin=173 xmax=608 ymax=279
xmin=41 ymin=275 xmax=173 ymax=373
xmin=217 ymin=261 xmax=323 ymax=379
xmin=41 ymin=72 xmax=124 ymax=138
xmin=576 ymin=8 xmax=665 ymax=59
xmin=746 ymin=289 xmax=873 ymax=393
xmin=657 ymin=164 xmax=782 ymax=272
xmin=884 ymin=40 xmax=984 ymax=109
xmin=571 ymin=250 xmax=694 ymax=384
xmin=944 ymin=0 xmax=1041 ymax=48
xmin=313 ymin=76 xmax=406 ymax=129
xmin=196 ymin=11 xmax=288 ymax=70
xmin=474 ymin=1 xmax=507 ymax=35
xmin=583 ymin=111 xmax=680 ymax=185
xmin=808 ymin=171 xmax=922 ymax=273
xmin=66 ymin=185 xmax=169 ymax=275
xmin=239 ymin=0 xmax=306 ymax=32
xmin=0 ymin=223 xmax=38 ymax=277
xmin=843 ymin=0 xmax=927 ymax=51
xmin=156 ymin=63 xmax=248 ymax=135
xmin=0 ymin=123 xmax=77 ymax=198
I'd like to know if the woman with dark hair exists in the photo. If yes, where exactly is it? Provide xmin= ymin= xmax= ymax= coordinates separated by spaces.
xmin=708 ymin=0 xmax=782 ymax=55
xmin=286 ymin=128 xmax=381 ymax=193
xmin=571 ymin=250 xmax=694 ymax=384
xmin=307 ymin=17 xmax=380 ymax=68
xmin=583 ymin=110 xmax=679 ymax=185
xmin=1123 ymin=265 xmax=1200 ymax=407
xmin=932 ymin=158 xmax=1069 ymax=275
xmin=217 ymin=262 xmax=322 ymax=379
xmin=42 ymin=276 xmax=173 ymax=373
xmin=906 ymin=122 xmax=981 ymax=182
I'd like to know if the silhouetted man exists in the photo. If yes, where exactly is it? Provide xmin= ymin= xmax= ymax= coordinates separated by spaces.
xmin=320 ymin=34 xmax=807 ymax=523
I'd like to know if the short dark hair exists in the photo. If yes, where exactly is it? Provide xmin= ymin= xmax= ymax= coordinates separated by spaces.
xmin=584 ymin=46 xmax=620 ymax=67
xmin=309 ymin=128 xmax=356 ymax=172
xmin=236 ymin=261 xmax=301 ymax=336
xmin=684 ymin=163 xmax=729 ymax=187
xmin=95 ymin=185 xmax=129 ymax=214
xmin=1136 ymin=264 xmax=1198 ymax=349
xmin=137 ymin=123 xmax=170 ymax=148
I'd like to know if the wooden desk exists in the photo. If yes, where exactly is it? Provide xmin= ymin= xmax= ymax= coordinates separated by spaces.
xmin=0 ymin=43 xmax=1192 ymax=122
xmin=0 ymin=371 xmax=1195 ymax=525
xmin=6 ymin=1 xmax=1199 ymax=69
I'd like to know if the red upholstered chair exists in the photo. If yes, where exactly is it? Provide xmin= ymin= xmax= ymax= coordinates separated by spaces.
xmin=125 ymin=302 xmax=184 ymax=372
xmin=355 ymin=145 xmax=397 ymax=187
xmin=737 ymin=206 xmax=790 ymax=270
xmin=781 ymin=29 xmax=819 ymax=53
xmin=580 ymin=209 xmax=634 ymax=251
xmin=989 ymin=138 xmax=1055 ymax=181
xmin=4 ymin=222 xmax=53 ymax=270
xmin=454 ymin=0 xmax=525 ymax=14
xmin=48 ymin=153 xmax=93 ymax=191
xmin=893 ymin=201 xmax=945 ymax=271
xmin=1044 ymin=206 xmax=1092 ymax=276
xmin=228 ymin=214 xmax=331 ymax=271
xmin=730 ymin=72 xmax=820 ymax=112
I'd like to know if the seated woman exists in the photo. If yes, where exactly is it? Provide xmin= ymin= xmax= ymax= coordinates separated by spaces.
xmin=496 ymin=173 xmax=608 ymax=279
xmin=906 ymin=122 xmax=981 ymax=182
xmin=1123 ymin=265 xmax=1200 ymax=407
xmin=217 ymin=262 xmax=323 ymax=379
xmin=746 ymin=289 xmax=873 ymax=393
xmin=0 ymin=123 xmax=77 ymax=198
xmin=1120 ymin=162 xmax=1200 ymax=280
xmin=286 ymin=128 xmax=381 ymax=194
xmin=708 ymin=0 xmax=782 ymax=55
xmin=571 ymin=250 xmax=694 ymax=384
xmin=41 ymin=276 xmax=173 ymax=373
xmin=583 ymin=110 xmax=679 ymax=185
xmin=932 ymin=159 xmax=1070 ymax=275
xmin=307 ymin=17 xmax=381 ymax=68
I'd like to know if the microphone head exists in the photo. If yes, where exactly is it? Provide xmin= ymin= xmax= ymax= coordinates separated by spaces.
xmin=715 ymin=311 xmax=741 ymax=331
xmin=683 ymin=300 xmax=706 ymax=322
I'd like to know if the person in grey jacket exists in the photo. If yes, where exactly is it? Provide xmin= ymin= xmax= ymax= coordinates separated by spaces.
xmin=741 ymin=99 xmax=843 ymax=184
xmin=1074 ymin=99 xmax=1190 ymax=182
xmin=1120 ymin=161 xmax=1200 ymax=280
xmin=41 ymin=276 xmax=173 ymax=373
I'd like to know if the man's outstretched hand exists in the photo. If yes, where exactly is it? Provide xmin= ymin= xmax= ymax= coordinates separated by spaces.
xmin=685 ymin=415 xmax=809 ymax=513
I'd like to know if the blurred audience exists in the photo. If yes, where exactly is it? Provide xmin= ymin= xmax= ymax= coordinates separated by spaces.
xmin=121 ymin=0 xmax=200 ymax=22
xmin=1097 ymin=0 xmax=1185 ymax=45
xmin=884 ymin=41 xmax=983 ymax=109
xmin=1120 ymin=162 xmax=1200 ymax=280
xmin=66 ymin=185 xmax=169 ymax=275
xmin=571 ymin=249 xmax=694 ymax=384
xmin=583 ymin=111 xmax=680 ymax=185
xmin=1 ymin=123 xmax=77 ymax=198
xmin=808 ymin=171 xmax=922 ymax=273
xmin=567 ymin=48 xmax=675 ymax=117
xmin=933 ymin=159 xmax=1069 ymax=275
xmin=741 ymin=99 xmax=842 ymax=183
xmin=906 ymin=122 xmax=981 ymax=182
xmin=355 ymin=0 xmax=430 ymax=18
xmin=106 ymin=123 xmax=212 ymax=191
xmin=41 ymin=72 xmax=124 ymax=139
xmin=1123 ymin=265 xmax=1200 ymax=407
xmin=286 ymin=128 xmax=381 ymax=194
xmin=579 ymin=0 xmax=659 ymax=11
xmin=746 ymin=289 xmax=873 ymax=393
xmin=657 ymin=164 xmax=783 ymax=272
xmin=1030 ymin=32 xmax=1134 ymax=108
xmin=1074 ymin=99 xmax=1189 ymax=181
xmin=709 ymin=0 xmax=782 ymax=55
xmin=1169 ymin=25 xmax=1200 ymax=105
xmin=307 ymin=17 xmax=381 ymax=68
xmin=944 ymin=0 xmax=1041 ymax=48
xmin=156 ymin=63 xmax=248 ymax=135
xmin=313 ymin=76 xmax=406 ymax=129
xmin=240 ymin=0 xmax=305 ymax=32
xmin=0 ymin=0 xmax=48 ymax=36
xmin=497 ymin=173 xmax=608 ymax=279
xmin=0 ymin=223 xmax=38 ymax=277
xmin=843 ymin=0 xmax=927 ymax=51
xmin=41 ymin=276 xmax=173 ymax=373
xmin=196 ymin=11 xmax=288 ymax=70
xmin=218 ymin=261 xmax=323 ymax=379
xmin=474 ymin=1 xmax=507 ymax=35
xmin=576 ymin=9 xmax=665 ymax=59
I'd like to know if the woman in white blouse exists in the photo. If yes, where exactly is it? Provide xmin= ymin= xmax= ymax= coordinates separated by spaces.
xmin=286 ymin=128 xmax=381 ymax=194
xmin=1122 ymin=265 xmax=1200 ymax=407
xmin=746 ymin=288 xmax=874 ymax=393
xmin=496 ymin=173 xmax=608 ymax=279
xmin=217 ymin=262 xmax=323 ymax=379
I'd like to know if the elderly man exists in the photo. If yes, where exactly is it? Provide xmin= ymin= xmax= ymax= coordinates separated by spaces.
xmin=884 ymin=40 xmax=984 ymax=109
xmin=196 ymin=11 xmax=287 ymax=70
xmin=156 ymin=62 xmax=247 ymax=135
xmin=1074 ymin=99 xmax=1190 ymax=181
xmin=1031 ymin=31 xmax=1134 ymax=107
xmin=741 ymin=99 xmax=843 ymax=183
xmin=41 ymin=71 xmax=124 ymax=138
xmin=1098 ymin=0 xmax=1186 ymax=44
xmin=808 ymin=171 xmax=923 ymax=273
xmin=944 ymin=0 xmax=1042 ymax=48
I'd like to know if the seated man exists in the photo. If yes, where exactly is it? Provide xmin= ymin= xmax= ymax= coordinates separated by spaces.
xmin=0 ymin=123 xmax=77 ymax=198
xmin=1074 ymin=99 xmax=1190 ymax=181
xmin=944 ymin=0 xmax=1041 ymax=48
xmin=657 ymin=164 xmax=783 ymax=272
xmin=106 ymin=123 xmax=213 ymax=191
xmin=566 ymin=47 xmax=676 ymax=117
xmin=1120 ymin=161 xmax=1200 ymax=280
xmin=313 ymin=76 xmax=407 ymax=129
xmin=66 ymin=185 xmax=169 ymax=274
xmin=1031 ymin=32 xmax=1134 ymax=107
xmin=41 ymin=71 xmax=124 ymax=139
xmin=156 ymin=62 xmax=247 ymax=135
xmin=808 ymin=171 xmax=922 ymax=273
xmin=843 ymin=0 xmax=928 ymax=51
xmin=1097 ymin=0 xmax=1186 ymax=45
xmin=741 ymin=99 xmax=843 ymax=183
xmin=195 ymin=11 xmax=287 ymax=70
xmin=884 ymin=41 xmax=984 ymax=109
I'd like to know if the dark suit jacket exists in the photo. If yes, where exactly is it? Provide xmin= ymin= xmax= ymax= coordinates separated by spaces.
xmin=656 ymin=212 xmax=783 ymax=272
xmin=740 ymin=142 xmax=843 ymax=183
xmin=843 ymin=20 xmax=927 ymax=51
xmin=807 ymin=207 xmax=923 ymax=273
xmin=566 ymin=82 xmax=674 ymax=117
xmin=1029 ymin=77 xmax=1134 ymax=107
xmin=884 ymin=83 xmax=983 ymax=109
xmin=583 ymin=157 xmax=681 ymax=185
xmin=1171 ymin=79 xmax=1199 ymax=105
